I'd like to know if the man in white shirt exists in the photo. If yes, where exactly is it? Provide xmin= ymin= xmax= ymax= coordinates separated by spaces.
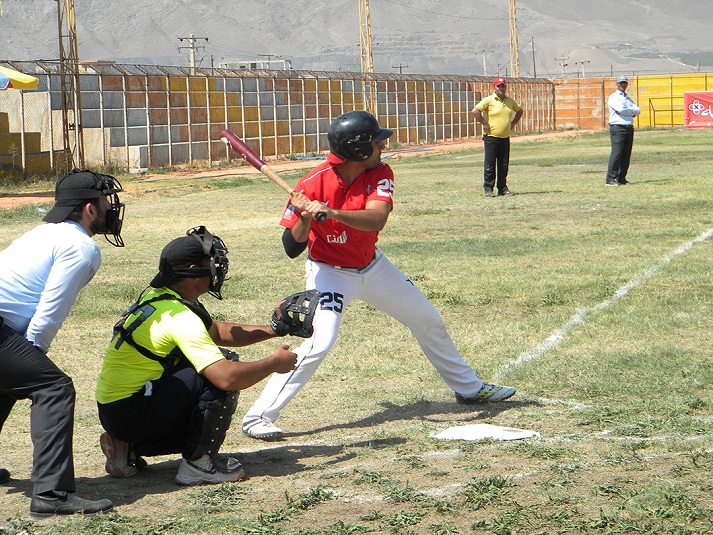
xmin=606 ymin=75 xmax=641 ymax=186
xmin=0 ymin=169 xmax=125 ymax=519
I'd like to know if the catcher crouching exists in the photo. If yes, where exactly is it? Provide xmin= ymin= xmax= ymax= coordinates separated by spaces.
xmin=95 ymin=226 xmax=316 ymax=485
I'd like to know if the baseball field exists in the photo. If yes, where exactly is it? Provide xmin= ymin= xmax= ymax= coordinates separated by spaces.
xmin=1 ymin=127 xmax=712 ymax=534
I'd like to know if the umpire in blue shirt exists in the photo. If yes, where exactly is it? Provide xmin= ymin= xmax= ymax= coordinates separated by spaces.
xmin=606 ymin=75 xmax=641 ymax=186
xmin=0 ymin=169 xmax=125 ymax=518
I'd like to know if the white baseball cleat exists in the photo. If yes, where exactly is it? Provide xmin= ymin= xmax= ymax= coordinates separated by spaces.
xmin=455 ymin=383 xmax=516 ymax=404
xmin=242 ymin=417 xmax=284 ymax=440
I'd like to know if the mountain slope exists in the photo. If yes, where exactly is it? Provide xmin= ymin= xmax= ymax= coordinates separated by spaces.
xmin=0 ymin=0 xmax=710 ymax=77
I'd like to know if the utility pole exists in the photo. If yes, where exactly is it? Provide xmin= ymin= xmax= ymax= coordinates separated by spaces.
xmin=482 ymin=50 xmax=492 ymax=77
xmin=575 ymin=60 xmax=590 ymax=77
xmin=531 ymin=38 xmax=536 ymax=78
xmin=392 ymin=63 xmax=408 ymax=74
xmin=555 ymin=54 xmax=569 ymax=78
xmin=508 ymin=0 xmax=520 ymax=77
xmin=358 ymin=0 xmax=376 ymax=113
xmin=57 ymin=0 xmax=84 ymax=171
xmin=178 ymin=34 xmax=208 ymax=74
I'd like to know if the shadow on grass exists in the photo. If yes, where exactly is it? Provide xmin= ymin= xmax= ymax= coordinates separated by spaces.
xmin=288 ymin=398 xmax=527 ymax=437
xmin=1 ymin=399 xmax=530 ymax=509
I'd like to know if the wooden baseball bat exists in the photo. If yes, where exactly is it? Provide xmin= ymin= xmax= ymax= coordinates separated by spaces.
xmin=220 ymin=129 xmax=326 ymax=222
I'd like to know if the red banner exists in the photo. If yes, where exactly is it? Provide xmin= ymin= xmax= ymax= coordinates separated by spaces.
xmin=684 ymin=92 xmax=713 ymax=128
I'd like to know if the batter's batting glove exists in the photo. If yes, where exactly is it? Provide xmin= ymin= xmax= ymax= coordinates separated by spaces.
xmin=270 ymin=290 xmax=321 ymax=338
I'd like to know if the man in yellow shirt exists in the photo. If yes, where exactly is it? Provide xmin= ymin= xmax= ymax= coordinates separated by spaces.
xmin=472 ymin=77 xmax=523 ymax=197
xmin=96 ymin=226 xmax=300 ymax=485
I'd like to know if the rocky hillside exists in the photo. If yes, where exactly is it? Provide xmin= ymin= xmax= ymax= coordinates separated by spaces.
xmin=1 ymin=0 xmax=711 ymax=77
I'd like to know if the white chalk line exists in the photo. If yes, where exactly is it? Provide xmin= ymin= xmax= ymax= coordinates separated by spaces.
xmin=494 ymin=227 xmax=713 ymax=382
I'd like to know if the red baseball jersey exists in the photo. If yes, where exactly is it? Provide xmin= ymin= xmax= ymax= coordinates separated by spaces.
xmin=280 ymin=153 xmax=394 ymax=267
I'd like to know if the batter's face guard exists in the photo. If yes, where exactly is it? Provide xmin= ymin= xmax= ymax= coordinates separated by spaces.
xmin=187 ymin=226 xmax=229 ymax=300
xmin=327 ymin=110 xmax=394 ymax=162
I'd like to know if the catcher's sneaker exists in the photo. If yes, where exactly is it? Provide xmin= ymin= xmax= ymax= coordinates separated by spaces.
xmin=456 ymin=383 xmax=516 ymax=404
xmin=175 ymin=455 xmax=245 ymax=486
xmin=242 ymin=417 xmax=284 ymax=440
xmin=100 ymin=432 xmax=139 ymax=478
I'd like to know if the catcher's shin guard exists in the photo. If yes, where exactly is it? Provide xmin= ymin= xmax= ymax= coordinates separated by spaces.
xmin=195 ymin=390 xmax=239 ymax=459
xmin=191 ymin=348 xmax=241 ymax=459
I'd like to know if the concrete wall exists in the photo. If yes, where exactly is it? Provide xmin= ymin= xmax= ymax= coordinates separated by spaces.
xmin=554 ymin=73 xmax=713 ymax=130
xmin=0 ymin=65 xmax=553 ymax=176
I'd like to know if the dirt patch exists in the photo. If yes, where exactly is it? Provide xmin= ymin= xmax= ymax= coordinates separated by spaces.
xmin=0 ymin=131 xmax=583 ymax=209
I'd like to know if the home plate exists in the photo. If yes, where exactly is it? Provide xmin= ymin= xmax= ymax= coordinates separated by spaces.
xmin=431 ymin=424 xmax=540 ymax=441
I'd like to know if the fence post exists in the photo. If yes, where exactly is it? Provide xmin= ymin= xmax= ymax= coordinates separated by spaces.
xmin=20 ymin=91 xmax=27 ymax=176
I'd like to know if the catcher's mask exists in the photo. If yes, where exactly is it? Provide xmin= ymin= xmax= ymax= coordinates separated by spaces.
xmin=327 ymin=110 xmax=393 ymax=162
xmin=150 ymin=226 xmax=230 ymax=299
xmin=43 ymin=168 xmax=126 ymax=247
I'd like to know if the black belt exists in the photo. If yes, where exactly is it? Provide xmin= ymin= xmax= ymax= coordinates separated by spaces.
xmin=610 ymin=124 xmax=633 ymax=128
xmin=308 ymin=253 xmax=376 ymax=272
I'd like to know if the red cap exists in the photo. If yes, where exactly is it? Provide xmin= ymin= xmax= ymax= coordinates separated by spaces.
xmin=493 ymin=77 xmax=507 ymax=86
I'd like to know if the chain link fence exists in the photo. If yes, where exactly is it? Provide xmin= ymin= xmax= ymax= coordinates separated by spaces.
xmin=0 ymin=61 xmax=557 ymax=178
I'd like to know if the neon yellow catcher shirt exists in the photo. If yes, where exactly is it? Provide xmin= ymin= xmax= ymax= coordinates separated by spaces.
xmin=96 ymin=288 xmax=224 ymax=404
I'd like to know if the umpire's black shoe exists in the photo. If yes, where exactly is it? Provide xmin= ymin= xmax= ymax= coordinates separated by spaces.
xmin=617 ymin=179 xmax=630 ymax=185
xmin=29 ymin=490 xmax=113 ymax=519
xmin=0 ymin=467 xmax=9 ymax=484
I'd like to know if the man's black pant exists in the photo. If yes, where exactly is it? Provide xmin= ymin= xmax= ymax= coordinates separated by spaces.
xmin=606 ymin=124 xmax=635 ymax=183
xmin=0 ymin=318 xmax=76 ymax=494
xmin=98 ymin=366 xmax=230 ymax=460
xmin=483 ymin=135 xmax=511 ymax=193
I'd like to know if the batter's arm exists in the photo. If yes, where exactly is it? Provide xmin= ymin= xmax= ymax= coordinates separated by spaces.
xmin=282 ymin=227 xmax=308 ymax=258
xmin=317 ymin=199 xmax=391 ymax=232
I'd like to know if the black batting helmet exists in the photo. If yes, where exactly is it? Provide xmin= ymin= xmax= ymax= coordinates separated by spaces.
xmin=327 ymin=111 xmax=393 ymax=162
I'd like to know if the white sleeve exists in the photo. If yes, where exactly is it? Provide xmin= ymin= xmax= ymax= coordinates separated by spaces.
xmin=26 ymin=240 xmax=101 ymax=351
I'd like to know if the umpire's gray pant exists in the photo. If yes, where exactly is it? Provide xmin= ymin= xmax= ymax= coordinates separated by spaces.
xmin=0 ymin=318 xmax=76 ymax=494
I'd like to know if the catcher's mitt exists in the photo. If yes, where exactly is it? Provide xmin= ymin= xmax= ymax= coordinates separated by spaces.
xmin=270 ymin=290 xmax=321 ymax=338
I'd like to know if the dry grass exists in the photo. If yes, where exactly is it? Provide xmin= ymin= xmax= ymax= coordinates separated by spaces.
xmin=1 ymin=128 xmax=712 ymax=534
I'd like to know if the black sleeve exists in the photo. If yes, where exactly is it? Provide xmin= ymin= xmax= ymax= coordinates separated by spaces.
xmin=282 ymin=227 xmax=308 ymax=258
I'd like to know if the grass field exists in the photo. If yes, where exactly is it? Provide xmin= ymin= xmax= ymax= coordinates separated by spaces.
xmin=1 ymin=128 xmax=712 ymax=534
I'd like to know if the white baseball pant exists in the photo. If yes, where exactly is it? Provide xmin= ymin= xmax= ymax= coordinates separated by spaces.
xmin=242 ymin=249 xmax=484 ymax=425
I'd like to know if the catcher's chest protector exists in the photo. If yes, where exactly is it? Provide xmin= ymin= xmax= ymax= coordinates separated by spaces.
xmin=112 ymin=293 xmax=213 ymax=376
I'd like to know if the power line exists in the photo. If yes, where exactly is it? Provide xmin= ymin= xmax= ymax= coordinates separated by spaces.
xmin=177 ymin=34 xmax=208 ymax=73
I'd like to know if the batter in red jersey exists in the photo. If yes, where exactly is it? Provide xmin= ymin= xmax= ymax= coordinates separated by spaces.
xmin=242 ymin=111 xmax=516 ymax=440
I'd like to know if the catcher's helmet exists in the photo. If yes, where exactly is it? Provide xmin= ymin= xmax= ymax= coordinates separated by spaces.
xmin=150 ymin=226 xmax=230 ymax=300
xmin=327 ymin=111 xmax=393 ymax=162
